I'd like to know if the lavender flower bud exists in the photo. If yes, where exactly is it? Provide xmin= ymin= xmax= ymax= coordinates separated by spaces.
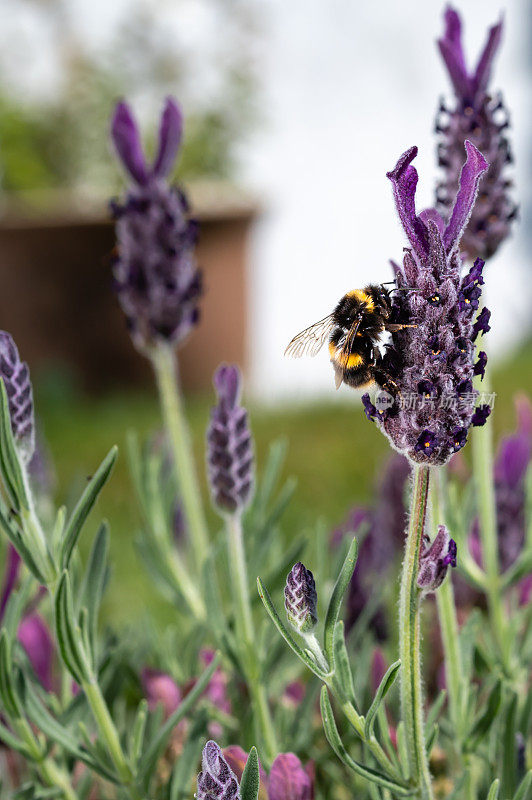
xmin=363 ymin=144 xmax=491 ymax=466
xmin=284 ymin=562 xmax=318 ymax=634
xmin=197 ymin=740 xmax=240 ymax=800
xmin=436 ymin=7 xmax=516 ymax=260
xmin=0 ymin=331 xmax=35 ymax=463
xmin=268 ymin=753 xmax=313 ymax=800
xmin=110 ymin=98 xmax=202 ymax=353
xmin=417 ymin=525 xmax=457 ymax=593
xmin=207 ymin=365 xmax=254 ymax=515
xmin=141 ymin=668 xmax=182 ymax=718
xmin=17 ymin=614 xmax=55 ymax=692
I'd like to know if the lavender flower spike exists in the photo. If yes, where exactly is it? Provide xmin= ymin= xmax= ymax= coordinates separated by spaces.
xmin=417 ymin=525 xmax=457 ymax=593
xmin=363 ymin=144 xmax=490 ymax=466
xmin=110 ymin=97 xmax=202 ymax=353
xmin=197 ymin=740 xmax=240 ymax=800
xmin=0 ymin=331 xmax=35 ymax=463
xmin=207 ymin=365 xmax=254 ymax=514
xmin=284 ymin=562 xmax=318 ymax=634
xmin=436 ymin=6 xmax=516 ymax=260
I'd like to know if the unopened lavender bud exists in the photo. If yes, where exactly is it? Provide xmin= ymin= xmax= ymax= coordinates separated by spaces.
xmin=284 ymin=562 xmax=318 ymax=634
xmin=207 ymin=365 xmax=254 ymax=515
xmin=110 ymin=98 xmax=202 ymax=353
xmin=197 ymin=740 xmax=240 ymax=800
xmin=0 ymin=331 xmax=35 ymax=463
xmin=436 ymin=7 xmax=516 ymax=261
xmin=417 ymin=525 xmax=457 ymax=593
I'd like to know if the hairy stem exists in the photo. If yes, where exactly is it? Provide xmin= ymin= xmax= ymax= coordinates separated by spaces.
xmin=226 ymin=513 xmax=278 ymax=765
xmin=151 ymin=343 xmax=209 ymax=571
xmin=399 ymin=464 xmax=433 ymax=800
xmin=431 ymin=469 xmax=463 ymax=736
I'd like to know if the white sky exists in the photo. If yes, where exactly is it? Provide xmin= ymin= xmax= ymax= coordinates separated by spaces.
xmin=2 ymin=0 xmax=530 ymax=400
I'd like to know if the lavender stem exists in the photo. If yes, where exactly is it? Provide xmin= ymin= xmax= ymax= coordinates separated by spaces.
xmin=151 ymin=342 xmax=209 ymax=570
xmin=399 ymin=464 xmax=433 ymax=799
xmin=225 ymin=513 xmax=278 ymax=765
xmin=431 ymin=469 xmax=463 ymax=736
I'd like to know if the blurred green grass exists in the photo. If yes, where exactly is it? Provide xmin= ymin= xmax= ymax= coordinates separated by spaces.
xmin=33 ymin=340 xmax=532 ymax=628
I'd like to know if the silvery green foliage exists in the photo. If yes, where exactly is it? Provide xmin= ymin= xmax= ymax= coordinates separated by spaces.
xmin=284 ymin=562 xmax=318 ymax=634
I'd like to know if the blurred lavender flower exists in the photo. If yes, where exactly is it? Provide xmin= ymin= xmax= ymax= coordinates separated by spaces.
xmin=0 ymin=331 xmax=35 ymax=463
xmin=223 ymin=745 xmax=313 ymax=800
xmin=141 ymin=668 xmax=182 ymax=717
xmin=197 ymin=740 xmax=240 ymax=800
xmin=332 ymin=455 xmax=409 ymax=639
xmin=417 ymin=526 xmax=457 ymax=593
xmin=110 ymin=98 xmax=202 ymax=353
xmin=207 ymin=365 xmax=254 ymax=515
xmin=284 ymin=562 xmax=318 ymax=635
xmin=17 ymin=614 xmax=54 ymax=693
xmin=363 ymin=143 xmax=491 ymax=465
xmin=436 ymin=6 xmax=516 ymax=260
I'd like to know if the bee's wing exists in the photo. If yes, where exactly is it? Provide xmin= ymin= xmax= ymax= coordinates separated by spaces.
xmin=284 ymin=314 xmax=335 ymax=358
xmin=335 ymin=316 xmax=362 ymax=369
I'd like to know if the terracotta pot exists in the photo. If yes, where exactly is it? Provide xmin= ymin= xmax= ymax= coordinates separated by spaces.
xmin=0 ymin=186 xmax=258 ymax=393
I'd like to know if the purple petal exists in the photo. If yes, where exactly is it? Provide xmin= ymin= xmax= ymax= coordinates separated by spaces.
xmin=141 ymin=668 xmax=182 ymax=717
xmin=111 ymin=101 xmax=149 ymax=185
xmin=443 ymin=141 xmax=489 ymax=254
xmin=515 ymin=394 xmax=532 ymax=437
xmin=387 ymin=146 xmax=429 ymax=260
xmin=419 ymin=207 xmax=446 ymax=234
xmin=17 ymin=614 xmax=54 ymax=692
xmin=438 ymin=7 xmax=472 ymax=99
xmin=152 ymin=97 xmax=183 ymax=180
xmin=268 ymin=753 xmax=313 ymax=800
xmin=0 ymin=545 xmax=21 ymax=621
xmin=494 ymin=422 xmax=531 ymax=489
xmin=213 ymin=365 xmax=241 ymax=409
xmin=473 ymin=17 xmax=503 ymax=98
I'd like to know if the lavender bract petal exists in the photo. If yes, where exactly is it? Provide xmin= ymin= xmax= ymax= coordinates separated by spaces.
xmin=152 ymin=97 xmax=183 ymax=180
xmin=417 ymin=525 xmax=457 ymax=592
xmin=386 ymin=146 xmax=429 ymax=260
xmin=443 ymin=141 xmax=489 ymax=254
xmin=111 ymin=101 xmax=150 ymax=186
xmin=473 ymin=17 xmax=504 ymax=98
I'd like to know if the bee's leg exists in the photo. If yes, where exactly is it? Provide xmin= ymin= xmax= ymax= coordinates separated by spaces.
xmin=385 ymin=323 xmax=418 ymax=332
xmin=373 ymin=367 xmax=402 ymax=400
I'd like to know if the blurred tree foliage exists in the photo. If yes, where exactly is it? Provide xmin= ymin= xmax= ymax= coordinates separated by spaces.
xmin=0 ymin=0 xmax=258 ymax=194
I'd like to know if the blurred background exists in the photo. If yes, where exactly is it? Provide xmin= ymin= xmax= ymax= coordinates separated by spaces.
xmin=1 ymin=0 xmax=531 ymax=623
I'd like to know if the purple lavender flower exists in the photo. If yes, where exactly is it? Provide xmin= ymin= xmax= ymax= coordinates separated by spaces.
xmin=206 ymin=365 xmax=254 ymax=515
xmin=284 ymin=562 xmax=318 ymax=635
xmin=436 ymin=6 xmax=516 ymax=260
xmin=363 ymin=143 xmax=490 ymax=465
xmin=0 ymin=332 xmax=35 ymax=463
xmin=17 ymin=614 xmax=55 ymax=693
xmin=197 ymin=740 xmax=240 ymax=800
xmin=268 ymin=754 xmax=313 ymax=800
xmin=141 ymin=668 xmax=182 ymax=717
xmin=110 ymin=98 xmax=202 ymax=353
xmin=417 ymin=526 xmax=457 ymax=593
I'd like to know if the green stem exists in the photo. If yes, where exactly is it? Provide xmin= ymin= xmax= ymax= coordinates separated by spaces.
xmin=399 ymin=464 xmax=433 ymax=800
xmin=39 ymin=756 xmax=79 ymax=800
xmin=83 ymin=680 xmax=144 ymax=800
xmin=151 ymin=342 xmax=209 ymax=571
xmin=226 ymin=513 xmax=278 ymax=765
xmin=339 ymin=699 xmax=405 ymax=783
xmin=471 ymin=376 xmax=509 ymax=669
xmin=431 ymin=469 xmax=463 ymax=736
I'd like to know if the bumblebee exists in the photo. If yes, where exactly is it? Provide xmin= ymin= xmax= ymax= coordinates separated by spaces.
xmin=285 ymin=284 xmax=413 ymax=392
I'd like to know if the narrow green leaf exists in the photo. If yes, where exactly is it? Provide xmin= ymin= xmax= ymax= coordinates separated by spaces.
xmin=139 ymin=653 xmax=221 ymax=785
xmin=320 ymin=687 xmax=414 ymax=795
xmin=170 ymin=714 xmax=207 ymax=800
xmin=0 ymin=630 xmax=24 ymax=719
xmin=466 ymin=679 xmax=502 ymax=750
xmin=61 ymin=447 xmax=118 ymax=568
xmin=502 ymin=693 xmax=518 ymax=798
xmin=324 ymin=537 xmax=358 ymax=666
xmin=364 ymin=660 xmax=400 ymax=741
xmin=396 ymin=722 xmax=410 ymax=781
xmin=255 ymin=439 xmax=287 ymax=514
xmin=80 ymin=521 xmax=109 ymax=656
xmin=486 ymin=779 xmax=499 ymax=800
xmin=0 ymin=720 xmax=30 ymax=756
xmin=425 ymin=724 xmax=438 ymax=757
xmin=54 ymin=571 xmax=91 ymax=684
xmin=332 ymin=621 xmax=356 ymax=705
xmin=425 ymin=690 xmax=447 ymax=734
xmin=257 ymin=578 xmax=329 ymax=679
xmin=240 ymin=746 xmax=260 ymax=800
xmin=513 ymin=771 xmax=532 ymax=800
xmin=129 ymin=699 xmax=148 ymax=769
xmin=0 ymin=501 xmax=45 ymax=582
